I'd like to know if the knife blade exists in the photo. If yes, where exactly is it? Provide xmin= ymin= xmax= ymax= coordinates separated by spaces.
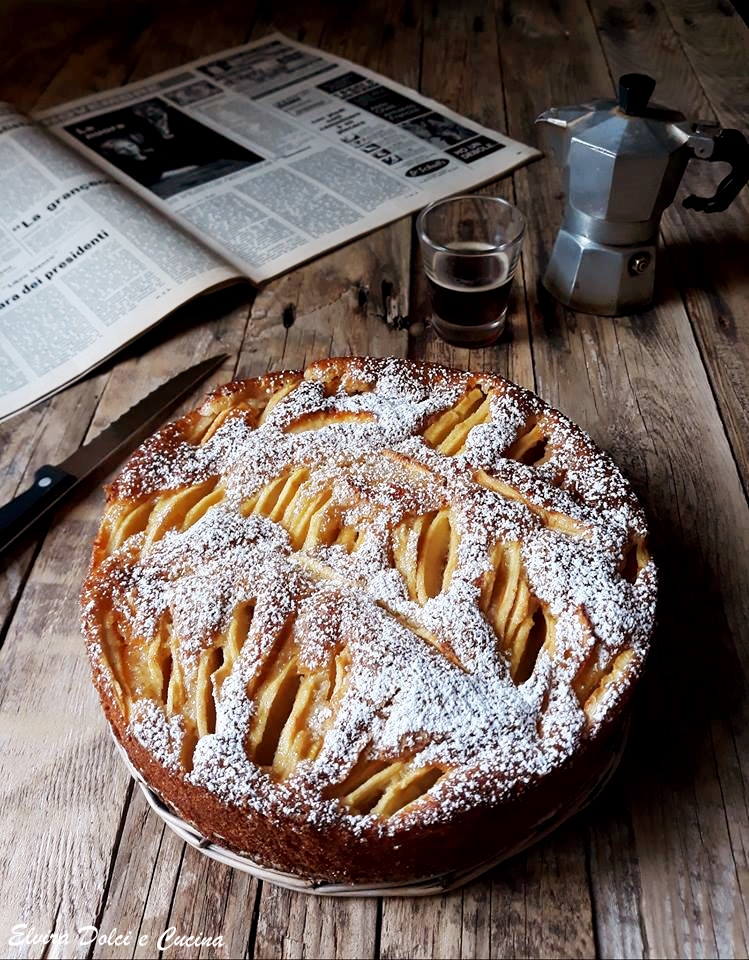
xmin=0 ymin=353 xmax=228 ymax=555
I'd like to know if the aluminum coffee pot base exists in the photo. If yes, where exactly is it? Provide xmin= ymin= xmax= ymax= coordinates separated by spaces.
xmin=543 ymin=229 xmax=656 ymax=316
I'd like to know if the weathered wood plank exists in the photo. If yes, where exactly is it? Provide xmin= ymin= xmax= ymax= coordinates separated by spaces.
xmin=582 ymin=769 xmax=647 ymax=959
xmin=0 ymin=0 xmax=103 ymax=113
xmin=0 ymin=492 xmax=133 ymax=959
xmin=30 ymin=3 xmax=161 ymax=113
xmin=124 ymin=0 xmax=262 ymax=83
xmin=488 ymin=824 xmax=596 ymax=960
xmin=253 ymin=886 xmax=378 ymax=960
xmin=95 ymin=746 xmax=258 ymax=960
xmin=154 ymin=844 xmax=258 ymax=959
xmin=410 ymin=0 xmax=535 ymax=393
xmin=128 ymin=820 xmax=194 ymax=959
xmin=657 ymin=0 xmax=749 ymax=490
xmin=88 ymin=785 xmax=183 ymax=959
xmin=0 ymin=8 xmax=159 ymax=934
xmin=245 ymin=221 xmax=410 ymax=380
xmin=579 ymin=6 xmax=749 ymax=954
xmin=589 ymin=0 xmax=749 ymax=498
xmin=499 ymin=3 xmax=749 ymax=959
xmin=379 ymin=892 xmax=464 ymax=960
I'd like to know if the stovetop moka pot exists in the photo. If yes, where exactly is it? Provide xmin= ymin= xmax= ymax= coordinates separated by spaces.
xmin=535 ymin=74 xmax=749 ymax=316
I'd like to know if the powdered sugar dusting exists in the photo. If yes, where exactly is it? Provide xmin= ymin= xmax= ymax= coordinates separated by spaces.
xmin=82 ymin=357 xmax=656 ymax=836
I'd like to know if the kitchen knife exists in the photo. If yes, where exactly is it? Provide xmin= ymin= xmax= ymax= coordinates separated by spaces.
xmin=0 ymin=353 xmax=228 ymax=555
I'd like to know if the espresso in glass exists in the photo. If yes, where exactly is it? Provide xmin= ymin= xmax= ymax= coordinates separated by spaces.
xmin=426 ymin=243 xmax=513 ymax=346
xmin=417 ymin=196 xmax=525 ymax=348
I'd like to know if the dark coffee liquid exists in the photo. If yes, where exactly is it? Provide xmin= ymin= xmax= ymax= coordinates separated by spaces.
xmin=426 ymin=275 xmax=513 ymax=328
xmin=426 ymin=244 xmax=513 ymax=345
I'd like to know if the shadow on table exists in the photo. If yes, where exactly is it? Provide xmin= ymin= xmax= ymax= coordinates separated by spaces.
xmin=663 ymin=230 xmax=749 ymax=314
xmin=98 ymin=280 xmax=256 ymax=372
xmin=583 ymin=497 xmax=747 ymax=850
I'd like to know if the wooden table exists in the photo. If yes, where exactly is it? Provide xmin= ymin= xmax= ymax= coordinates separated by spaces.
xmin=1 ymin=1 xmax=748 ymax=957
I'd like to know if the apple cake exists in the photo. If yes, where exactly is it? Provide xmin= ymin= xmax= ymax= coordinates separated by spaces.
xmin=80 ymin=356 xmax=656 ymax=888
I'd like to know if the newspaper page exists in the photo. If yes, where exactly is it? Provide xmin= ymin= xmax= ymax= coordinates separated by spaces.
xmin=38 ymin=33 xmax=540 ymax=285
xmin=0 ymin=103 xmax=239 ymax=422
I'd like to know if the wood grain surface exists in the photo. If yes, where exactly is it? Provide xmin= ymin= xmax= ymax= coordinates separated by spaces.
xmin=0 ymin=1 xmax=747 ymax=958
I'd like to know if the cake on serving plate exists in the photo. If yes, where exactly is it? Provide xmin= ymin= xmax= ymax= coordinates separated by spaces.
xmin=80 ymin=356 xmax=656 ymax=889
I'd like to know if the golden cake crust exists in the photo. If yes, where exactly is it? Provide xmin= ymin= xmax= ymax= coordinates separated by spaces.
xmin=81 ymin=356 xmax=657 ymax=886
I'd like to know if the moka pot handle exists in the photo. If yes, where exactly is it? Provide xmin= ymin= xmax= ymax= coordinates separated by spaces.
xmin=683 ymin=124 xmax=749 ymax=213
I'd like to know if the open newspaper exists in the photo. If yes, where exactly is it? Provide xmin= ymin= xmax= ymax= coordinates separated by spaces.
xmin=0 ymin=32 xmax=539 ymax=422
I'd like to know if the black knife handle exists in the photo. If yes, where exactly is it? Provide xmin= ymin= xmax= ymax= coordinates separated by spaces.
xmin=0 ymin=464 xmax=77 ymax=555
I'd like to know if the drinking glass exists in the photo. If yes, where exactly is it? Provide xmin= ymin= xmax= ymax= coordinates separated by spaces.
xmin=416 ymin=194 xmax=526 ymax=347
